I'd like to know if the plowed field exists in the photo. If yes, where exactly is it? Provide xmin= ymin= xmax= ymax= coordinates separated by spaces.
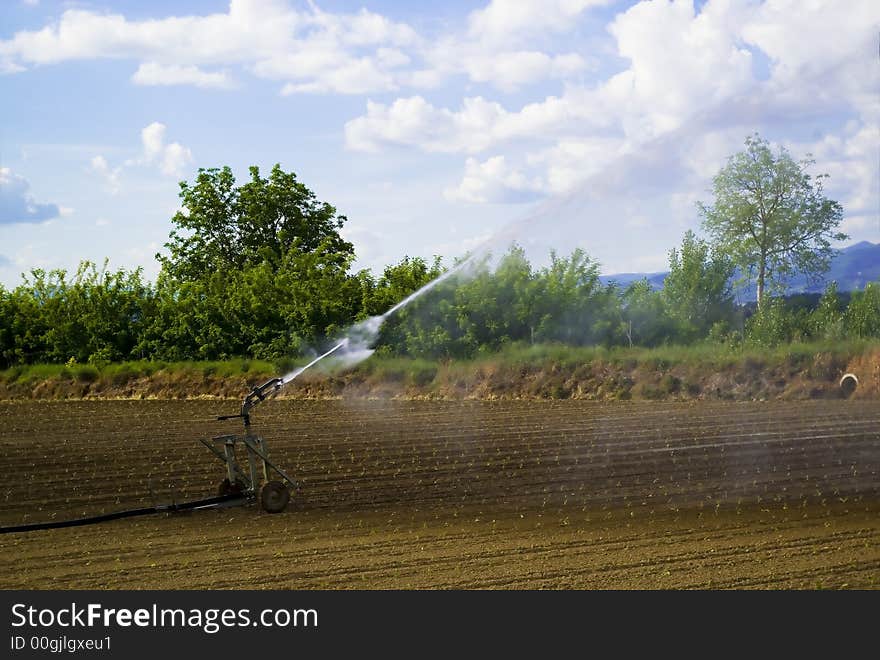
xmin=1 ymin=400 xmax=877 ymax=589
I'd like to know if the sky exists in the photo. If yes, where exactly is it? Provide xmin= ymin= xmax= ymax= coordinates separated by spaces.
xmin=0 ymin=0 xmax=878 ymax=287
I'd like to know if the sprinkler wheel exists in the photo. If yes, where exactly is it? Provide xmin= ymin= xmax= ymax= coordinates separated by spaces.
xmin=261 ymin=481 xmax=290 ymax=513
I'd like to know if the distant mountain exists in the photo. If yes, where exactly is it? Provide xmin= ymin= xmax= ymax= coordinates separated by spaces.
xmin=600 ymin=241 xmax=880 ymax=300
xmin=599 ymin=271 xmax=668 ymax=290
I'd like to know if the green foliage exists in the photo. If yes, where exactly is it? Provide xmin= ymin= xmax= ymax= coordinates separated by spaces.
xmin=844 ymin=282 xmax=880 ymax=338
xmin=0 ymin=158 xmax=874 ymax=369
xmin=744 ymin=297 xmax=811 ymax=346
xmin=0 ymin=261 xmax=154 ymax=367
xmin=700 ymin=133 xmax=846 ymax=308
xmin=159 ymin=164 xmax=352 ymax=279
xmin=142 ymin=164 xmax=365 ymax=361
xmin=375 ymin=247 xmax=625 ymax=359
xmin=358 ymin=256 xmax=444 ymax=318
xmin=663 ymin=230 xmax=735 ymax=341
xmin=73 ymin=364 xmax=100 ymax=383
xmin=620 ymin=279 xmax=672 ymax=347
xmin=810 ymin=282 xmax=845 ymax=340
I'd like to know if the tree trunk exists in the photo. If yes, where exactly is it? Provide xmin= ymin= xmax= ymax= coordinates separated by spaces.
xmin=757 ymin=257 xmax=766 ymax=310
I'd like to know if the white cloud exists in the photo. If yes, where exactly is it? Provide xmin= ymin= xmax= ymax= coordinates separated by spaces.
xmin=0 ymin=167 xmax=61 ymax=224
xmin=348 ymin=0 xmax=879 ymax=213
xmin=90 ymin=123 xmax=194 ymax=189
xmin=140 ymin=123 xmax=193 ymax=177
xmin=450 ymin=50 xmax=590 ymax=92
xmin=89 ymin=155 xmax=122 ymax=193
xmin=132 ymin=62 xmax=233 ymax=89
xmin=344 ymin=90 xmax=611 ymax=154
xmin=788 ymin=123 xmax=880 ymax=229
xmin=0 ymin=60 xmax=25 ymax=74
xmin=346 ymin=96 xmax=503 ymax=153
xmin=279 ymin=57 xmax=397 ymax=95
xmin=526 ymin=136 xmax=626 ymax=194
xmin=742 ymin=1 xmax=878 ymax=84
xmin=445 ymin=156 xmax=545 ymax=203
xmin=420 ymin=0 xmax=607 ymax=92
xmin=158 ymin=142 xmax=194 ymax=178
xmin=0 ymin=1 xmax=422 ymax=95
xmin=466 ymin=0 xmax=611 ymax=46
xmin=141 ymin=123 xmax=166 ymax=162
xmin=603 ymin=0 xmax=754 ymax=137
xmin=0 ymin=0 xmax=613 ymax=93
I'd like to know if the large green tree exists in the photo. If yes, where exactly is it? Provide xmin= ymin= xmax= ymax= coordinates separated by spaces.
xmin=158 ymin=164 xmax=352 ymax=279
xmin=699 ymin=134 xmax=846 ymax=308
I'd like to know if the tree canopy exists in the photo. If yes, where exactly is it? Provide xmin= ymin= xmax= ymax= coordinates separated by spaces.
xmin=699 ymin=134 xmax=846 ymax=308
xmin=158 ymin=164 xmax=352 ymax=280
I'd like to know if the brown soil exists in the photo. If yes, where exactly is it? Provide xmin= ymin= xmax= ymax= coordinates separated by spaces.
xmin=0 ymin=399 xmax=877 ymax=589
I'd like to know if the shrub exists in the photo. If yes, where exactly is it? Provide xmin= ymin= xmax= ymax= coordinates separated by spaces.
xmin=73 ymin=364 xmax=99 ymax=383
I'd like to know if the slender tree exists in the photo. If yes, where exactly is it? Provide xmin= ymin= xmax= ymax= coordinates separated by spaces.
xmin=663 ymin=230 xmax=734 ymax=340
xmin=699 ymin=134 xmax=846 ymax=308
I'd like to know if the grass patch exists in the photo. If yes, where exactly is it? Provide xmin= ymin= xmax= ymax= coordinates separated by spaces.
xmin=0 ymin=338 xmax=875 ymax=394
xmin=167 ymin=359 xmax=275 ymax=379
xmin=73 ymin=364 xmax=100 ymax=383
xmin=0 ymin=358 xmax=276 ymax=386
xmin=358 ymin=356 xmax=439 ymax=386
xmin=355 ymin=338 xmax=879 ymax=376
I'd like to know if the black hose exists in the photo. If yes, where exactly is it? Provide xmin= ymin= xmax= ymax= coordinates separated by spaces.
xmin=0 ymin=493 xmax=249 ymax=534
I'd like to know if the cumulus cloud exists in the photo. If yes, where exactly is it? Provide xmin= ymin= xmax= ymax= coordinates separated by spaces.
xmin=90 ymin=122 xmax=194 ymax=189
xmin=466 ymin=0 xmax=611 ymax=46
xmin=787 ymin=122 xmax=880 ymax=227
xmin=278 ymin=57 xmax=398 ymax=95
xmin=89 ymin=155 xmax=122 ymax=193
xmin=445 ymin=156 xmax=545 ymax=203
xmin=0 ymin=167 xmax=60 ymax=224
xmin=431 ymin=48 xmax=591 ymax=92
xmin=415 ymin=0 xmax=608 ymax=92
xmin=0 ymin=1 xmax=421 ymax=95
xmin=526 ymin=136 xmax=628 ymax=194
xmin=139 ymin=123 xmax=194 ymax=177
xmin=0 ymin=0 xmax=609 ymax=93
xmin=415 ymin=0 xmax=609 ymax=91
xmin=132 ymin=62 xmax=234 ymax=89
xmin=345 ymin=89 xmax=612 ymax=154
xmin=346 ymin=96 xmax=505 ymax=153
xmin=742 ymin=0 xmax=878 ymax=106
xmin=346 ymin=0 xmax=879 ymax=213
xmin=128 ymin=123 xmax=194 ymax=178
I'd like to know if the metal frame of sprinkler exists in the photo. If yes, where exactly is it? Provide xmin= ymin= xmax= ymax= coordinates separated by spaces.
xmin=203 ymin=377 xmax=295 ymax=513
xmin=203 ymin=341 xmax=347 ymax=513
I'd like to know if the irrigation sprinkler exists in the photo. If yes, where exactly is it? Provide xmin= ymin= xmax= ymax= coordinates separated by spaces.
xmin=203 ymin=340 xmax=347 ymax=513
xmin=204 ymin=377 xmax=297 ymax=513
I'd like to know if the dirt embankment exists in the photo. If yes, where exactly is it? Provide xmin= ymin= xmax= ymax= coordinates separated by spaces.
xmin=1 ymin=348 xmax=878 ymax=402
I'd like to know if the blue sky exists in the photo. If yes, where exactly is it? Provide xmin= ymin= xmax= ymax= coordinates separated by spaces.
xmin=1 ymin=0 xmax=877 ymax=287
